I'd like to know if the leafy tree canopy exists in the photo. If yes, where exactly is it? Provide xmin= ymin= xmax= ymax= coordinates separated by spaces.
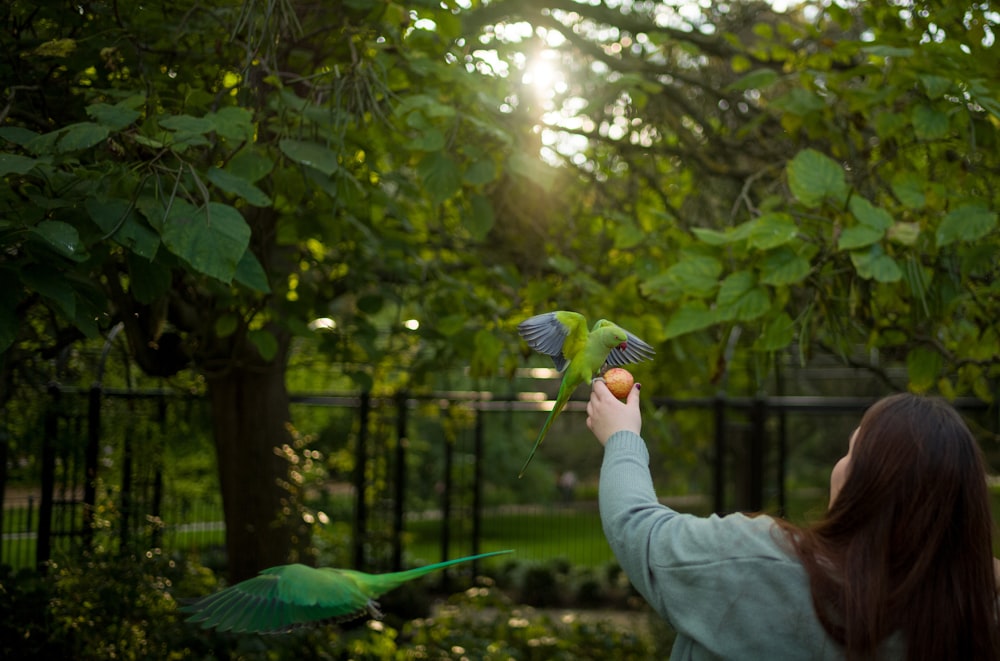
xmin=3 ymin=0 xmax=999 ymax=576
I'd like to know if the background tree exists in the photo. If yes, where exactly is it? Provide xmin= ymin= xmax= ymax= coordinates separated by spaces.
xmin=463 ymin=0 xmax=1000 ymax=398
xmin=0 ymin=0 xmax=553 ymax=581
xmin=4 ymin=0 xmax=999 ymax=582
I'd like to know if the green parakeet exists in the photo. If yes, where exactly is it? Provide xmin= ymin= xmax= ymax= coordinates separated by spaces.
xmin=180 ymin=549 xmax=513 ymax=633
xmin=517 ymin=311 xmax=654 ymax=477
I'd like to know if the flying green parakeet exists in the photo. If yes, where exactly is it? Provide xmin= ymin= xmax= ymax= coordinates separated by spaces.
xmin=180 ymin=549 xmax=513 ymax=634
xmin=517 ymin=311 xmax=654 ymax=477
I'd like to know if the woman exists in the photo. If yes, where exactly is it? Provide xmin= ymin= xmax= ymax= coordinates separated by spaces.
xmin=587 ymin=383 xmax=1000 ymax=659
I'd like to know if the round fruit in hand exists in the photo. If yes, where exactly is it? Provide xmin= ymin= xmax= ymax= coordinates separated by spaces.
xmin=603 ymin=368 xmax=634 ymax=400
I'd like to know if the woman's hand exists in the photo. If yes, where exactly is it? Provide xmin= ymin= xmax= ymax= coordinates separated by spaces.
xmin=587 ymin=378 xmax=642 ymax=446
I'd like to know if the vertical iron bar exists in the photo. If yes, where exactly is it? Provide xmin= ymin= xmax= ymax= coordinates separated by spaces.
xmin=352 ymin=392 xmax=371 ymax=569
xmin=38 ymin=383 xmax=59 ymax=570
xmin=775 ymin=359 xmax=787 ymax=517
xmin=84 ymin=383 xmax=101 ymax=548
xmin=120 ymin=401 xmax=134 ymax=553
xmin=712 ymin=393 xmax=726 ymax=515
xmin=439 ymin=417 xmax=454 ymax=592
xmin=471 ymin=406 xmax=484 ymax=570
xmin=391 ymin=391 xmax=408 ymax=572
xmin=151 ymin=393 xmax=166 ymax=549
xmin=749 ymin=396 xmax=766 ymax=512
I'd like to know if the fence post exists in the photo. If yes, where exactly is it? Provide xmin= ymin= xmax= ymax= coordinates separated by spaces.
xmin=352 ymin=392 xmax=371 ymax=569
xmin=471 ymin=405 xmax=484 ymax=568
xmin=38 ymin=383 xmax=59 ymax=570
xmin=84 ymin=383 xmax=101 ymax=549
xmin=712 ymin=393 xmax=726 ymax=515
xmin=120 ymin=399 xmax=134 ymax=552
xmin=748 ymin=396 xmax=766 ymax=512
xmin=151 ymin=393 xmax=166 ymax=549
xmin=391 ymin=391 xmax=408 ymax=572
xmin=439 ymin=413 xmax=455 ymax=592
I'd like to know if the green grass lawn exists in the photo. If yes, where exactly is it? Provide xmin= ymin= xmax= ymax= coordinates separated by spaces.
xmin=7 ymin=487 xmax=1000 ymax=571
xmin=403 ymin=506 xmax=617 ymax=568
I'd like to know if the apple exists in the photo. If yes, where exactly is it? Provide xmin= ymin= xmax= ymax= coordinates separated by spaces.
xmin=603 ymin=367 xmax=634 ymax=400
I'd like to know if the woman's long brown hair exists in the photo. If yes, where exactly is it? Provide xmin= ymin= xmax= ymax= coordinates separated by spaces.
xmin=778 ymin=393 xmax=1000 ymax=659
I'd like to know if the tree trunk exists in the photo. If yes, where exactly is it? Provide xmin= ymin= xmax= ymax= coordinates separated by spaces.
xmin=205 ymin=332 xmax=307 ymax=583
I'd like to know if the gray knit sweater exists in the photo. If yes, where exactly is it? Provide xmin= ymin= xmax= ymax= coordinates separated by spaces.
xmin=599 ymin=430 xmax=855 ymax=660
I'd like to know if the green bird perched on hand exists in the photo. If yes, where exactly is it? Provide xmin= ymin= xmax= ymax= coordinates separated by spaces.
xmin=180 ymin=549 xmax=513 ymax=634
xmin=517 ymin=311 xmax=654 ymax=477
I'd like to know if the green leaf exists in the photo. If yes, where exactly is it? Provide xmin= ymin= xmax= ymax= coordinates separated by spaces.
xmin=851 ymin=245 xmax=902 ymax=282
xmin=906 ymin=346 xmax=942 ymax=393
xmin=86 ymin=102 xmax=141 ymax=130
xmin=462 ymin=158 xmax=496 ymax=186
xmin=848 ymin=196 xmax=892 ymax=230
xmin=160 ymin=114 xmax=215 ymax=134
xmin=207 ymin=107 xmax=254 ymax=142
xmin=691 ymin=227 xmax=731 ymax=246
xmin=759 ymin=247 xmax=811 ymax=286
xmin=725 ymin=68 xmax=779 ymax=92
xmin=31 ymin=220 xmax=86 ymax=261
xmin=912 ymin=105 xmax=949 ymax=141
xmin=436 ymin=315 xmax=466 ymax=336
xmin=747 ymin=212 xmax=798 ymax=250
xmin=612 ymin=216 xmax=645 ymax=251
xmin=418 ymin=152 xmax=461 ymax=205
xmin=919 ymin=74 xmax=952 ymax=100
xmin=86 ymin=198 xmax=159 ymax=259
xmin=664 ymin=303 xmax=718 ymax=339
xmin=228 ymin=149 xmax=274 ymax=183
xmin=22 ymin=265 xmax=75 ymax=320
xmin=887 ymin=222 xmax=920 ymax=246
xmin=234 ymin=249 xmax=271 ymax=293
xmin=248 ymin=329 xmax=278 ymax=361
xmin=465 ymin=194 xmax=494 ymax=241
xmin=471 ymin=328 xmax=501 ymax=378
xmin=772 ymin=88 xmax=825 ymax=115
xmin=0 ymin=153 xmax=37 ymax=176
xmin=161 ymin=201 xmax=251 ymax=283
xmin=862 ymin=45 xmax=915 ymax=57
xmin=837 ymin=225 xmax=882 ymax=251
xmin=215 ymin=313 xmax=240 ymax=338
xmin=936 ymin=204 xmax=997 ymax=248
xmin=890 ymin=173 xmax=925 ymax=209
xmin=756 ymin=312 xmax=795 ymax=352
xmin=406 ymin=128 xmax=446 ymax=152
xmin=207 ymin=167 xmax=272 ymax=207
xmin=57 ymin=122 xmax=109 ymax=152
xmin=664 ymin=255 xmax=722 ymax=296
xmin=873 ymin=111 xmax=908 ymax=139
xmin=0 ymin=126 xmax=39 ymax=147
xmin=279 ymin=139 xmax=340 ymax=175
xmin=716 ymin=271 xmax=770 ymax=322
xmin=787 ymin=149 xmax=847 ymax=208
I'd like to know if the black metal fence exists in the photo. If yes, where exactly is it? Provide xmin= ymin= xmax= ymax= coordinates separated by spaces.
xmin=3 ymin=383 xmax=998 ymax=573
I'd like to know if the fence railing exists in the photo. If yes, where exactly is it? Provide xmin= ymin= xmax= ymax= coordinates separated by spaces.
xmin=3 ymin=386 xmax=996 ymax=573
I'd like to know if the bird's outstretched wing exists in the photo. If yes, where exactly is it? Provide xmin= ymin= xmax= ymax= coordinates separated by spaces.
xmin=180 ymin=564 xmax=374 ymax=634
xmin=181 ymin=550 xmax=515 ymax=634
xmin=603 ymin=328 xmax=655 ymax=368
xmin=517 ymin=311 xmax=589 ymax=372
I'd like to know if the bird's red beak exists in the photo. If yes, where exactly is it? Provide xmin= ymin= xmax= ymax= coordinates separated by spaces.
xmin=617 ymin=342 xmax=627 ymax=351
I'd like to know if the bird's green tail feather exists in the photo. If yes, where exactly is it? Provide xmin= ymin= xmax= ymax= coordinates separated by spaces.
xmin=363 ymin=550 xmax=514 ymax=595
xmin=518 ymin=398 xmax=568 ymax=478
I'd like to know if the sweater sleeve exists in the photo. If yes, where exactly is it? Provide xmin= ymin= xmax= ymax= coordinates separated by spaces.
xmin=598 ymin=430 xmax=830 ymax=659
xmin=598 ymin=430 xmax=682 ymax=616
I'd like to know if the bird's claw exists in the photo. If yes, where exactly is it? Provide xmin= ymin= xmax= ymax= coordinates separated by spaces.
xmin=366 ymin=600 xmax=384 ymax=620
